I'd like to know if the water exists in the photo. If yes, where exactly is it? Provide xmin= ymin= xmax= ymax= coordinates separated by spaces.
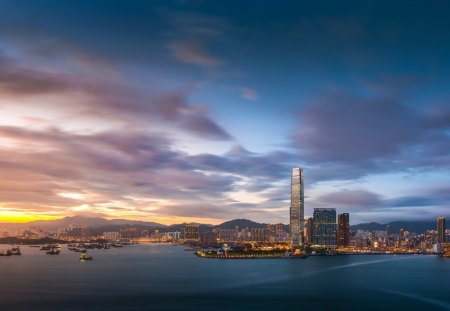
xmin=1 ymin=244 xmax=449 ymax=311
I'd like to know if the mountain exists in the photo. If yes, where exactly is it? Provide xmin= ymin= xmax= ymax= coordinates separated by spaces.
xmin=1 ymin=216 xmax=440 ymax=235
xmin=216 ymin=219 xmax=267 ymax=230
xmin=351 ymin=220 xmax=437 ymax=233
xmin=163 ymin=223 xmax=214 ymax=233
xmin=350 ymin=222 xmax=386 ymax=232
xmin=0 ymin=216 xmax=166 ymax=231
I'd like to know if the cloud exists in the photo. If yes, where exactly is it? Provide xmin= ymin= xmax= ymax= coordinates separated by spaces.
xmin=310 ymin=187 xmax=450 ymax=222
xmin=291 ymin=80 xmax=450 ymax=184
xmin=0 ymin=56 xmax=75 ymax=96
xmin=0 ymin=124 xmax=293 ymax=223
xmin=240 ymin=88 xmax=258 ymax=101
xmin=167 ymin=41 xmax=221 ymax=67
xmin=317 ymin=189 xmax=383 ymax=207
xmin=0 ymin=55 xmax=232 ymax=141
xmin=293 ymin=88 xmax=422 ymax=163
xmin=164 ymin=12 xmax=235 ymax=68
xmin=180 ymin=115 xmax=232 ymax=140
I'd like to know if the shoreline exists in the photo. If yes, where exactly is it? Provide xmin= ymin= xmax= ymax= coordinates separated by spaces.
xmin=195 ymin=252 xmax=441 ymax=259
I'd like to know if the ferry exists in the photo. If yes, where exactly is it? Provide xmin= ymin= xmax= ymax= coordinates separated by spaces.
xmin=46 ymin=248 xmax=60 ymax=255
xmin=80 ymin=253 xmax=93 ymax=261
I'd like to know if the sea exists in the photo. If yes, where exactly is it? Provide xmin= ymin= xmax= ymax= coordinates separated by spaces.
xmin=0 ymin=243 xmax=449 ymax=311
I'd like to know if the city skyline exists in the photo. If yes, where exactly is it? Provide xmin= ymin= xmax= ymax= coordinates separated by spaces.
xmin=2 ymin=1 xmax=450 ymax=225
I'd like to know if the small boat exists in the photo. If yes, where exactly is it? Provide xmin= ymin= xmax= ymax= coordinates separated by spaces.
xmin=0 ymin=249 xmax=12 ymax=256
xmin=46 ymin=248 xmax=60 ymax=255
xmin=11 ymin=246 xmax=21 ymax=255
xmin=80 ymin=253 xmax=93 ymax=261
xmin=40 ymin=245 xmax=51 ymax=251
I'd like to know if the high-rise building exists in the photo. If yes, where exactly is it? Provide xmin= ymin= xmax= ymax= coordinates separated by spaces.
xmin=386 ymin=225 xmax=391 ymax=247
xmin=306 ymin=217 xmax=314 ymax=244
xmin=103 ymin=231 xmax=121 ymax=240
xmin=437 ymin=217 xmax=446 ymax=244
xmin=312 ymin=208 xmax=337 ymax=247
xmin=120 ymin=227 xmax=141 ymax=239
xmin=337 ymin=213 xmax=350 ymax=247
xmin=201 ymin=231 xmax=217 ymax=246
xmin=290 ymin=167 xmax=304 ymax=246
xmin=183 ymin=223 xmax=200 ymax=241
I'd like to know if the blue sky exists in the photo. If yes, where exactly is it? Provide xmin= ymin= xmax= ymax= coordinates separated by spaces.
xmin=0 ymin=0 xmax=450 ymax=224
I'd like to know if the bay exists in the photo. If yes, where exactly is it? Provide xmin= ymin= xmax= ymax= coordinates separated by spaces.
xmin=1 ymin=244 xmax=449 ymax=311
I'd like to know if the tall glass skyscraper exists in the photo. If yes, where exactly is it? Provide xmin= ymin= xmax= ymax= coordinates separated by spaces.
xmin=290 ymin=168 xmax=304 ymax=246
xmin=313 ymin=208 xmax=337 ymax=247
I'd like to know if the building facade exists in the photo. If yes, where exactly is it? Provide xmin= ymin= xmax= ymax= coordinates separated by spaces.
xmin=305 ymin=217 xmax=314 ymax=244
xmin=437 ymin=217 xmax=446 ymax=244
xmin=337 ymin=213 xmax=350 ymax=247
xmin=290 ymin=167 xmax=304 ymax=246
xmin=313 ymin=208 xmax=337 ymax=248
xmin=103 ymin=231 xmax=121 ymax=240
xmin=120 ymin=227 xmax=141 ymax=239
xmin=184 ymin=223 xmax=200 ymax=241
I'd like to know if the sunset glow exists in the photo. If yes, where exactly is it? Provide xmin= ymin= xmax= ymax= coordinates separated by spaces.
xmin=0 ymin=1 xmax=450 ymax=225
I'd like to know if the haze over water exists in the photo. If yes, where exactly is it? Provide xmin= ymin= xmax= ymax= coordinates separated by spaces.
xmin=1 ymin=244 xmax=449 ymax=311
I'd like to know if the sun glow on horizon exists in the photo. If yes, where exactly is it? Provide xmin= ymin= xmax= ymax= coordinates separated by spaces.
xmin=0 ymin=211 xmax=63 ymax=223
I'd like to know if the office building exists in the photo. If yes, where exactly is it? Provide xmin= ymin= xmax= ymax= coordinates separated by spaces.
xmin=184 ymin=223 xmax=200 ymax=241
xmin=305 ymin=217 xmax=314 ymax=244
xmin=437 ymin=217 xmax=446 ymax=244
xmin=103 ymin=231 xmax=121 ymax=240
xmin=290 ymin=167 xmax=304 ymax=246
xmin=201 ymin=231 xmax=218 ymax=246
xmin=337 ymin=213 xmax=350 ymax=247
xmin=120 ymin=227 xmax=141 ymax=239
xmin=313 ymin=208 xmax=337 ymax=247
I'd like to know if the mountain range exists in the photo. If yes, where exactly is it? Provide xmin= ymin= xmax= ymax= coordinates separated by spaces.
xmin=0 ymin=216 xmax=440 ymax=234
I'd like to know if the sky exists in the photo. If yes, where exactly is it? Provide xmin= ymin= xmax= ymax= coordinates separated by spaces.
xmin=0 ymin=0 xmax=450 ymax=225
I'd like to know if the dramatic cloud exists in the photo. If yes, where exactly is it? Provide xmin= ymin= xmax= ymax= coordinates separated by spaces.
xmin=292 ymin=81 xmax=450 ymax=186
xmin=1 ymin=1 xmax=450 ymax=224
xmin=0 ymin=123 xmax=292 ymax=223
xmin=293 ymin=88 xmax=422 ymax=163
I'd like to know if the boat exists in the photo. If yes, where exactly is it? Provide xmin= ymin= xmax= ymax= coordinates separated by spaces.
xmin=0 ymin=249 xmax=12 ymax=256
xmin=46 ymin=248 xmax=60 ymax=255
xmin=80 ymin=253 xmax=93 ymax=261
xmin=11 ymin=246 xmax=21 ymax=255
xmin=40 ymin=245 xmax=51 ymax=251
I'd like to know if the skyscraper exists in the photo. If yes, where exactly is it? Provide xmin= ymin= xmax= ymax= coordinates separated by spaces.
xmin=437 ymin=217 xmax=446 ymax=244
xmin=337 ymin=213 xmax=350 ymax=247
xmin=290 ymin=167 xmax=304 ymax=246
xmin=312 ymin=208 xmax=337 ymax=247
xmin=306 ymin=217 xmax=314 ymax=244
xmin=184 ymin=223 xmax=200 ymax=241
